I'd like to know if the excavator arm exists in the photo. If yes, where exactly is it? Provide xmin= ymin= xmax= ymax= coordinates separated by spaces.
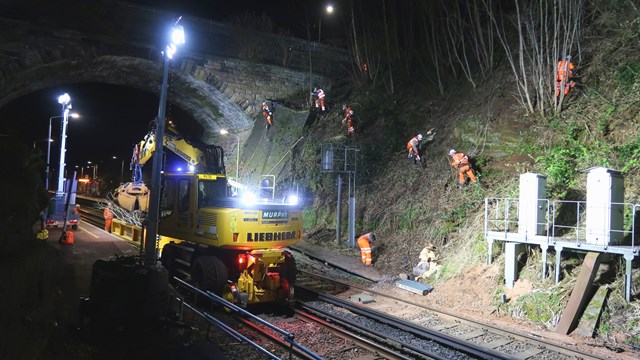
xmin=135 ymin=129 xmax=225 ymax=174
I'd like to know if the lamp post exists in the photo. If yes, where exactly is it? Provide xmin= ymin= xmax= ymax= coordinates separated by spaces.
xmin=113 ymin=156 xmax=125 ymax=184
xmin=46 ymin=113 xmax=79 ymax=191
xmin=144 ymin=18 xmax=185 ymax=266
xmin=220 ymin=129 xmax=240 ymax=182
xmin=55 ymin=93 xmax=74 ymax=197
xmin=318 ymin=4 xmax=334 ymax=42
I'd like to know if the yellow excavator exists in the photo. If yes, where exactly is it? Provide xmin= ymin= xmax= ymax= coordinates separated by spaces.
xmin=118 ymin=127 xmax=302 ymax=307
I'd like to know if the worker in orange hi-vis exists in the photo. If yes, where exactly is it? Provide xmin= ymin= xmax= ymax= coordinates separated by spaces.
xmin=103 ymin=203 xmax=114 ymax=233
xmin=448 ymin=149 xmax=477 ymax=186
xmin=312 ymin=87 xmax=326 ymax=112
xmin=556 ymin=55 xmax=575 ymax=97
xmin=407 ymin=134 xmax=424 ymax=165
xmin=357 ymin=232 xmax=375 ymax=266
xmin=342 ymin=103 xmax=355 ymax=137
xmin=262 ymin=101 xmax=274 ymax=130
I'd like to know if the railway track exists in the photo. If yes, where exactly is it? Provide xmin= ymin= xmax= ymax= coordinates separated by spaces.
xmin=294 ymin=269 xmax=606 ymax=360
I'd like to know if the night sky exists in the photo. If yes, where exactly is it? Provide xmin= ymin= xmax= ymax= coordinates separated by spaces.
xmin=0 ymin=0 xmax=346 ymax=182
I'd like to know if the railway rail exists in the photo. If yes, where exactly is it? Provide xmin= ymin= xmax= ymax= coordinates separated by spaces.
xmin=295 ymin=269 xmax=606 ymax=360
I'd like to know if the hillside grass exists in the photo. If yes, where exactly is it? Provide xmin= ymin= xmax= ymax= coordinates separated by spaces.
xmin=293 ymin=3 xmax=640 ymax=346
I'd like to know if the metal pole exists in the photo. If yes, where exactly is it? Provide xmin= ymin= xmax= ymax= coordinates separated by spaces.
xmin=336 ymin=174 xmax=342 ymax=245
xmin=120 ymin=160 xmax=124 ymax=184
xmin=236 ymin=137 xmax=240 ymax=181
xmin=144 ymin=52 xmax=170 ymax=266
xmin=56 ymin=105 xmax=70 ymax=196
xmin=318 ymin=17 xmax=321 ymax=43
xmin=45 ymin=116 xmax=54 ymax=191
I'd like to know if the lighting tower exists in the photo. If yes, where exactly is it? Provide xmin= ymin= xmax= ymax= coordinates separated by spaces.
xmin=144 ymin=18 xmax=185 ymax=266
xmin=55 ymin=93 xmax=72 ymax=196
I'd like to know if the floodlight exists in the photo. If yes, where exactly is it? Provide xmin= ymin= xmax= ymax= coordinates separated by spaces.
xmin=171 ymin=25 xmax=185 ymax=46
xmin=58 ymin=93 xmax=70 ymax=105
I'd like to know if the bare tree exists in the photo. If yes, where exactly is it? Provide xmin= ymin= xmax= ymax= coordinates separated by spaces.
xmin=487 ymin=0 xmax=584 ymax=115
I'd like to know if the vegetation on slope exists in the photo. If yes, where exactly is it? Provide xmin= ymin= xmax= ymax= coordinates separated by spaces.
xmin=290 ymin=0 xmax=640 ymax=348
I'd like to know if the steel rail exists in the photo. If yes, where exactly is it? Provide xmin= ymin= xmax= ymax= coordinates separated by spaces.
xmin=297 ymin=286 xmax=510 ymax=360
xmin=295 ymin=309 xmax=411 ymax=360
xmin=174 ymin=277 xmax=323 ymax=360
xmin=298 ymin=269 xmax=605 ymax=360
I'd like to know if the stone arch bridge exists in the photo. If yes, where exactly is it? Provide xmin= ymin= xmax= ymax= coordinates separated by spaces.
xmin=0 ymin=0 xmax=348 ymax=146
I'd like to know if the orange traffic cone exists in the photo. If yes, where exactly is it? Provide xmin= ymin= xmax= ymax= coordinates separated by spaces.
xmin=59 ymin=231 xmax=74 ymax=245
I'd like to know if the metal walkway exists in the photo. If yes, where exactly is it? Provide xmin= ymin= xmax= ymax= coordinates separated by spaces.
xmin=484 ymin=197 xmax=639 ymax=302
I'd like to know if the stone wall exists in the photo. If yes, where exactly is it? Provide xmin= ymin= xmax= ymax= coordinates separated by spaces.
xmin=181 ymin=56 xmax=324 ymax=116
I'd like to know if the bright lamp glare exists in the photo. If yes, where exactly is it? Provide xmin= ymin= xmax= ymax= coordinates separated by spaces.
xmin=171 ymin=25 xmax=185 ymax=45
xmin=287 ymin=194 xmax=299 ymax=205
xmin=177 ymin=167 xmax=183 ymax=172
xmin=57 ymin=93 xmax=70 ymax=105
xmin=220 ymin=129 xmax=229 ymax=135
xmin=70 ymin=113 xmax=80 ymax=119
xmin=326 ymin=5 xmax=334 ymax=13
xmin=241 ymin=192 xmax=257 ymax=206
xmin=188 ymin=164 xmax=195 ymax=172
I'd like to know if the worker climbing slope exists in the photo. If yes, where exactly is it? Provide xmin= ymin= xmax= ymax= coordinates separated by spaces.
xmin=448 ymin=149 xmax=477 ymax=186
xmin=312 ymin=87 xmax=326 ymax=112
xmin=406 ymin=129 xmax=435 ymax=165
xmin=407 ymin=134 xmax=424 ymax=164
xmin=262 ymin=100 xmax=274 ymax=131
xmin=556 ymin=55 xmax=575 ymax=97
xmin=342 ymin=103 xmax=356 ymax=137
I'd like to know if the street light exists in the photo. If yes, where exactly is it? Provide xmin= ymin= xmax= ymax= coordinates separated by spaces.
xmin=318 ymin=4 xmax=334 ymax=43
xmin=113 ymin=155 xmax=125 ymax=184
xmin=46 ymin=113 xmax=79 ymax=191
xmin=145 ymin=18 xmax=185 ymax=266
xmin=54 ymin=93 xmax=74 ymax=196
xmin=220 ymin=129 xmax=240 ymax=182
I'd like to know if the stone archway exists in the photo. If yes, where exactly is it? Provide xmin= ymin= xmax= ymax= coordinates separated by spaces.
xmin=0 ymin=55 xmax=253 ymax=144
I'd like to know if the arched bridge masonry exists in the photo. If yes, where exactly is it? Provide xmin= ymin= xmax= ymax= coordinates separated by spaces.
xmin=0 ymin=0 xmax=348 ymax=148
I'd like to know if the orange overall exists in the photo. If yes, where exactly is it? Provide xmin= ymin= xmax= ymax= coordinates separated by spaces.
xmin=357 ymin=232 xmax=374 ymax=266
xmin=343 ymin=105 xmax=355 ymax=136
xmin=450 ymin=152 xmax=477 ymax=184
xmin=407 ymin=136 xmax=421 ymax=162
xmin=556 ymin=59 xmax=575 ymax=96
xmin=103 ymin=207 xmax=114 ymax=232
xmin=262 ymin=103 xmax=273 ymax=129
xmin=313 ymin=88 xmax=326 ymax=111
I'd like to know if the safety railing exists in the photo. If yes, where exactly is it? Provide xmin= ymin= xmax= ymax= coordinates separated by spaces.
xmin=484 ymin=197 xmax=551 ymax=241
xmin=484 ymin=198 xmax=520 ymax=234
xmin=551 ymin=200 xmax=636 ymax=248
xmin=485 ymin=197 xmax=637 ymax=249
xmin=173 ymin=277 xmax=322 ymax=360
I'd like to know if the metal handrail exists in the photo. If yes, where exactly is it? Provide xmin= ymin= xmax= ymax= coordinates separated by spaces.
xmin=485 ymin=197 xmax=638 ymax=249
xmin=174 ymin=277 xmax=323 ymax=360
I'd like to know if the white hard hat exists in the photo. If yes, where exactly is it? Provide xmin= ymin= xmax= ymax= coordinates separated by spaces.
xmin=417 ymin=134 xmax=423 ymax=141
xmin=448 ymin=149 xmax=456 ymax=156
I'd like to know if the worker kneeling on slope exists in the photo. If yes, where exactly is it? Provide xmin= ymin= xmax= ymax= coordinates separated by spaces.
xmin=448 ymin=149 xmax=477 ymax=186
